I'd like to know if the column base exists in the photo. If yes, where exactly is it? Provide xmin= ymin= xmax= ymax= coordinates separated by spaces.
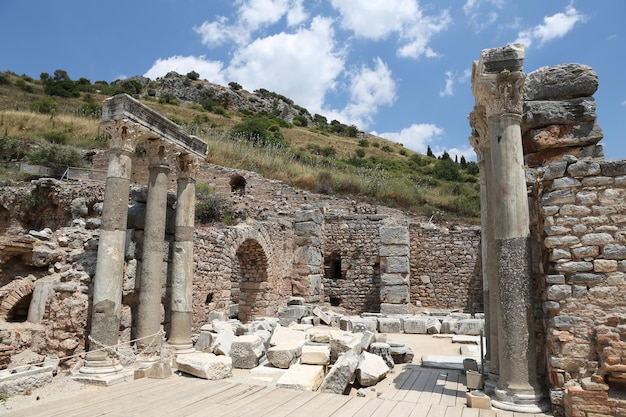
xmin=167 ymin=344 xmax=195 ymax=355
xmin=74 ymin=357 xmax=133 ymax=386
xmin=492 ymin=388 xmax=550 ymax=413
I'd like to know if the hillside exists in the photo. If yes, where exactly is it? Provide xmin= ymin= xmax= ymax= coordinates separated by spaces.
xmin=0 ymin=70 xmax=480 ymax=222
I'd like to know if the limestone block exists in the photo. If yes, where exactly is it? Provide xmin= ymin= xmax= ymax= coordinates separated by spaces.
xmin=456 ymin=319 xmax=484 ymax=336
xmin=348 ymin=317 xmax=378 ymax=333
xmin=524 ymin=122 xmax=603 ymax=152
xmin=276 ymin=364 xmax=324 ymax=391
xmin=30 ymin=244 xmax=63 ymax=267
xmin=330 ymin=335 xmax=363 ymax=363
xmin=175 ymin=352 xmax=232 ymax=380
xmin=380 ymin=273 xmax=409 ymax=286
xmin=369 ymin=342 xmax=394 ymax=369
xmin=441 ymin=317 xmax=458 ymax=334
xmin=382 ymin=256 xmax=410 ymax=274
xmin=360 ymin=331 xmax=376 ymax=351
xmin=320 ymin=349 xmax=359 ymax=394
xmin=287 ymin=296 xmax=306 ymax=305
xmin=377 ymin=317 xmax=402 ymax=333
xmin=380 ymin=303 xmax=411 ymax=315
xmin=466 ymin=390 xmax=491 ymax=409
xmin=212 ymin=329 xmax=234 ymax=356
xmin=294 ymin=209 xmax=323 ymax=224
xmin=301 ymin=345 xmax=330 ymax=365
xmin=278 ymin=305 xmax=310 ymax=320
xmin=230 ymin=335 xmax=266 ymax=369
xmin=603 ymin=244 xmax=626 ymax=260
xmin=380 ymin=285 xmax=409 ymax=304
xmin=380 ymin=226 xmax=409 ymax=245
xmin=357 ymin=351 xmax=389 ymax=387
xmin=524 ymin=63 xmax=598 ymax=101
xmin=312 ymin=307 xmax=331 ymax=325
xmin=207 ymin=311 xmax=227 ymax=322
xmin=267 ymin=342 xmax=302 ymax=369
xmin=194 ymin=331 xmax=214 ymax=352
xmin=426 ymin=317 xmax=441 ymax=334
xmin=255 ymin=329 xmax=272 ymax=349
xmin=601 ymin=160 xmax=626 ymax=177
xmin=270 ymin=325 xmax=306 ymax=347
xmin=402 ymin=316 xmax=430 ymax=334
xmin=0 ymin=365 xmax=54 ymax=396
xmin=523 ymin=98 xmax=598 ymax=130
xmin=306 ymin=328 xmax=333 ymax=344
xmin=300 ymin=316 xmax=320 ymax=326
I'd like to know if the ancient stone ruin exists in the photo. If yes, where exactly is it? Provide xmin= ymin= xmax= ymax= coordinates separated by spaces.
xmin=0 ymin=43 xmax=623 ymax=416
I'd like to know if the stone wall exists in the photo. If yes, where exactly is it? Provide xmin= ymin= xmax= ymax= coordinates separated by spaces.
xmin=531 ymin=157 xmax=626 ymax=415
xmin=409 ymin=223 xmax=482 ymax=311
xmin=322 ymin=215 xmax=385 ymax=313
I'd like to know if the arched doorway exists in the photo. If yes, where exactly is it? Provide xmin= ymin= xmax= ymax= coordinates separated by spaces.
xmin=235 ymin=239 xmax=269 ymax=323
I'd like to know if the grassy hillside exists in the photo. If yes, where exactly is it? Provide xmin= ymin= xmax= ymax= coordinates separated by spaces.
xmin=0 ymin=70 xmax=480 ymax=222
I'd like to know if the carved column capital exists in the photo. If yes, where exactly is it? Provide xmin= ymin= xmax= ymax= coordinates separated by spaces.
xmin=101 ymin=119 xmax=149 ymax=153
xmin=474 ymin=69 xmax=525 ymax=119
xmin=145 ymin=139 xmax=172 ymax=168
xmin=177 ymin=153 xmax=199 ymax=181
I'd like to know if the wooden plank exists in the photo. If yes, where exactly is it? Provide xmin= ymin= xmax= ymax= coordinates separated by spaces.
xmin=389 ymin=400 xmax=421 ymax=417
xmin=417 ymin=371 xmax=442 ymax=404
xmin=183 ymin=385 xmax=272 ymax=417
xmin=288 ymin=392 xmax=351 ymax=417
xmin=402 ymin=369 xmax=432 ymax=403
xmin=478 ymin=409 xmax=497 ymax=417
xmin=391 ymin=369 xmax=422 ymax=401
xmin=429 ymin=372 xmax=448 ymax=405
xmin=461 ymin=408 xmax=481 ymax=417
xmin=408 ymin=403 xmax=432 ymax=417
xmin=494 ymin=410 xmax=514 ymax=417
xmin=440 ymin=372 xmax=460 ymax=406
xmin=426 ymin=404 xmax=449 ymax=417
xmin=369 ymin=397 xmax=400 ymax=417
xmin=258 ymin=390 xmax=319 ymax=417
xmin=329 ymin=396 xmax=372 ymax=417
xmin=379 ymin=367 xmax=414 ymax=400
xmin=355 ymin=398 xmax=387 ymax=417
xmin=230 ymin=387 xmax=301 ymax=417
xmin=443 ymin=405 xmax=464 ymax=417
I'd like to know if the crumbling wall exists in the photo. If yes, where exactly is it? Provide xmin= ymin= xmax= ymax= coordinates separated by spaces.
xmin=409 ymin=223 xmax=482 ymax=311
xmin=322 ymin=215 xmax=384 ymax=313
xmin=532 ymin=158 xmax=626 ymax=415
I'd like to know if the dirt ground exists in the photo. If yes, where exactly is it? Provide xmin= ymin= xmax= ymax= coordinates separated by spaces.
xmin=0 ymin=333 xmax=468 ymax=414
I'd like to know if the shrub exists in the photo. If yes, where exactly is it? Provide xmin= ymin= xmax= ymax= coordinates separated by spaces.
xmin=195 ymin=183 xmax=234 ymax=224
xmin=28 ymin=142 xmax=84 ymax=175
xmin=228 ymin=81 xmax=242 ymax=91
xmin=381 ymin=145 xmax=392 ymax=152
xmin=354 ymin=148 xmax=365 ymax=158
xmin=317 ymin=171 xmax=333 ymax=194
xmin=187 ymin=71 xmax=200 ymax=81
xmin=230 ymin=117 xmax=288 ymax=148
xmin=14 ymin=79 xmax=34 ymax=93
xmin=358 ymin=139 xmax=369 ymax=147
xmin=42 ymin=130 xmax=68 ymax=144
xmin=30 ymin=96 xmax=59 ymax=114
xmin=432 ymin=158 xmax=461 ymax=181
xmin=293 ymin=115 xmax=308 ymax=127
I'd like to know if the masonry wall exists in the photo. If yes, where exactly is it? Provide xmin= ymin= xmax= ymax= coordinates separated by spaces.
xmin=409 ymin=223 xmax=483 ymax=311
xmin=532 ymin=157 xmax=626 ymax=416
xmin=322 ymin=215 xmax=384 ymax=313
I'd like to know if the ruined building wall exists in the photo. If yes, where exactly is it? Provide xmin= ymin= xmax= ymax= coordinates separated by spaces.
xmin=532 ymin=158 xmax=626 ymax=414
xmin=409 ymin=223 xmax=482 ymax=311
xmin=322 ymin=215 xmax=384 ymax=313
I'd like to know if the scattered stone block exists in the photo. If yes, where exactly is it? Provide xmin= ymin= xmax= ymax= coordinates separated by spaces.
xmin=377 ymin=317 xmax=402 ymax=333
xmin=175 ymin=352 xmax=232 ymax=380
xmin=441 ymin=317 xmax=458 ymax=334
xmin=360 ymin=331 xmax=376 ymax=351
xmin=426 ymin=317 xmax=442 ymax=334
xmin=330 ymin=335 xmax=363 ymax=363
xmin=312 ymin=307 xmax=331 ymax=325
xmin=230 ymin=335 xmax=266 ymax=369
xmin=320 ymin=349 xmax=359 ymax=394
xmin=402 ymin=316 xmax=430 ymax=334
xmin=212 ymin=329 xmax=234 ymax=356
xmin=0 ymin=364 xmax=55 ymax=396
xmin=466 ymin=390 xmax=491 ymax=409
xmin=306 ymin=328 xmax=333 ymax=344
xmin=287 ymin=296 xmax=306 ymax=305
xmin=267 ymin=342 xmax=302 ymax=369
xmin=276 ymin=364 xmax=324 ymax=391
xmin=300 ymin=316 xmax=320 ymax=326
xmin=349 ymin=317 xmax=378 ymax=333
xmin=194 ymin=331 xmax=213 ymax=352
xmin=301 ymin=345 xmax=330 ymax=365
xmin=457 ymin=319 xmax=484 ymax=335
xmin=270 ymin=325 xmax=306 ymax=347
xmin=357 ymin=351 xmax=389 ymax=386
xmin=369 ymin=342 xmax=394 ymax=369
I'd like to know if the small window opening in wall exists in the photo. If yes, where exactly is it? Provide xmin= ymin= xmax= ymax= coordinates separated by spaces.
xmin=7 ymin=293 xmax=32 ymax=323
xmin=205 ymin=293 xmax=213 ymax=304
xmin=330 ymin=296 xmax=341 ymax=307
xmin=325 ymin=252 xmax=342 ymax=279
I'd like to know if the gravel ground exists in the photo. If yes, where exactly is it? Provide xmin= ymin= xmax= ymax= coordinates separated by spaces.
xmin=0 ymin=333 xmax=468 ymax=414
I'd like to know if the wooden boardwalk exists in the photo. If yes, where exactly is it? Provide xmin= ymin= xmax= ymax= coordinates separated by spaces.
xmin=2 ymin=366 xmax=552 ymax=417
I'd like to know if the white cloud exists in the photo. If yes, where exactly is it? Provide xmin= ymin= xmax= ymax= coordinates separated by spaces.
xmin=440 ymin=71 xmax=454 ymax=97
xmin=441 ymin=146 xmax=476 ymax=162
xmin=515 ymin=5 xmax=586 ymax=48
xmin=374 ymin=123 xmax=445 ymax=154
xmin=238 ymin=0 xmax=291 ymax=31
xmin=225 ymin=17 xmax=345 ymax=113
xmin=337 ymin=58 xmax=396 ymax=128
xmin=194 ymin=17 xmax=249 ymax=47
xmin=143 ymin=55 xmax=226 ymax=84
xmin=463 ymin=0 xmax=503 ymax=31
xmin=286 ymin=0 xmax=308 ymax=26
xmin=329 ymin=0 xmax=451 ymax=59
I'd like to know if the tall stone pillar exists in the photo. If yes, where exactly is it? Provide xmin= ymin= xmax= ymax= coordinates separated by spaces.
xmin=471 ymin=44 xmax=545 ymax=412
xmin=168 ymin=153 xmax=198 ymax=352
xmin=81 ymin=120 xmax=140 ymax=374
xmin=136 ymin=139 xmax=170 ymax=356
xmin=469 ymin=106 xmax=500 ymax=390
xmin=379 ymin=223 xmax=411 ymax=315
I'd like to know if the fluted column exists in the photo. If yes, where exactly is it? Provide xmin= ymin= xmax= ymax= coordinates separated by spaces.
xmin=168 ymin=153 xmax=198 ymax=352
xmin=471 ymin=44 xmax=545 ymax=412
xmin=136 ymin=139 xmax=170 ymax=356
xmin=81 ymin=120 xmax=141 ymax=373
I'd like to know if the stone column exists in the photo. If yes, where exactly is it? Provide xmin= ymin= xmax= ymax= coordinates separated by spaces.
xmin=136 ymin=139 xmax=170 ymax=357
xmin=472 ymin=44 xmax=545 ymax=412
xmin=81 ymin=120 xmax=140 ymax=374
xmin=469 ymin=105 xmax=500 ymax=390
xmin=379 ymin=223 xmax=411 ymax=315
xmin=167 ymin=153 xmax=198 ymax=352
xmin=293 ymin=206 xmax=324 ymax=302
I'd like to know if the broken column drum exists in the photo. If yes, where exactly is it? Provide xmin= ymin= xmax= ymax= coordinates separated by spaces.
xmin=470 ymin=44 xmax=545 ymax=412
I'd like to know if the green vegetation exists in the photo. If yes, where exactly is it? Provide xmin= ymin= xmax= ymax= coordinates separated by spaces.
xmin=0 ymin=70 xmax=480 ymax=222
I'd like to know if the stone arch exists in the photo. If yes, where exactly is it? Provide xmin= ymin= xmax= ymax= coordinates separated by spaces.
xmin=0 ymin=281 xmax=35 ymax=323
xmin=228 ymin=225 xmax=277 ymax=323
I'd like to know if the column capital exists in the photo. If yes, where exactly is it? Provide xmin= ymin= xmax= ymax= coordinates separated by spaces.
xmin=473 ymin=69 xmax=525 ymax=119
xmin=101 ymin=119 xmax=149 ymax=153
xmin=177 ymin=153 xmax=199 ymax=181
xmin=145 ymin=139 xmax=172 ymax=169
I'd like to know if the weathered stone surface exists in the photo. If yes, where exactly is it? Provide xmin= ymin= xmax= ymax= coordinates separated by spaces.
xmin=523 ymin=98 xmax=597 ymax=130
xmin=330 ymin=335 xmax=362 ymax=363
xmin=267 ymin=342 xmax=302 ymax=369
xmin=0 ymin=365 xmax=55 ymax=396
xmin=524 ymin=122 xmax=603 ymax=152
xmin=212 ymin=329 xmax=234 ymax=356
xmin=377 ymin=317 xmax=402 ymax=333
xmin=524 ymin=64 xmax=598 ymax=100
xmin=456 ymin=319 xmax=484 ymax=335
xmin=320 ymin=349 xmax=359 ymax=394
xmin=175 ymin=352 xmax=232 ymax=380
xmin=276 ymin=364 xmax=324 ymax=391
xmin=194 ymin=331 xmax=213 ymax=352
xmin=380 ymin=285 xmax=409 ymax=304
xmin=369 ymin=342 xmax=394 ymax=369
xmin=301 ymin=345 xmax=330 ymax=365
xmin=402 ymin=316 xmax=429 ymax=334
xmin=270 ymin=325 xmax=306 ymax=347
xmin=229 ymin=335 xmax=265 ymax=369
xmin=356 ymin=351 xmax=389 ymax=387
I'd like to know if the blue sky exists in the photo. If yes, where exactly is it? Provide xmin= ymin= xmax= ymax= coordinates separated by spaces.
xmin=2 ymin=0 xmax=624 ymax=160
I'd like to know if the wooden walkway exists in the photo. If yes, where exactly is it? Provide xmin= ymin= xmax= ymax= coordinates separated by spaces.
xmin=2 ymin=366 xmax=551 ymax=417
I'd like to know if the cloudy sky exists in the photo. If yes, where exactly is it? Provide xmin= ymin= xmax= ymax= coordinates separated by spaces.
xmin=2 ymin=0 xmax=625 ymax=160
